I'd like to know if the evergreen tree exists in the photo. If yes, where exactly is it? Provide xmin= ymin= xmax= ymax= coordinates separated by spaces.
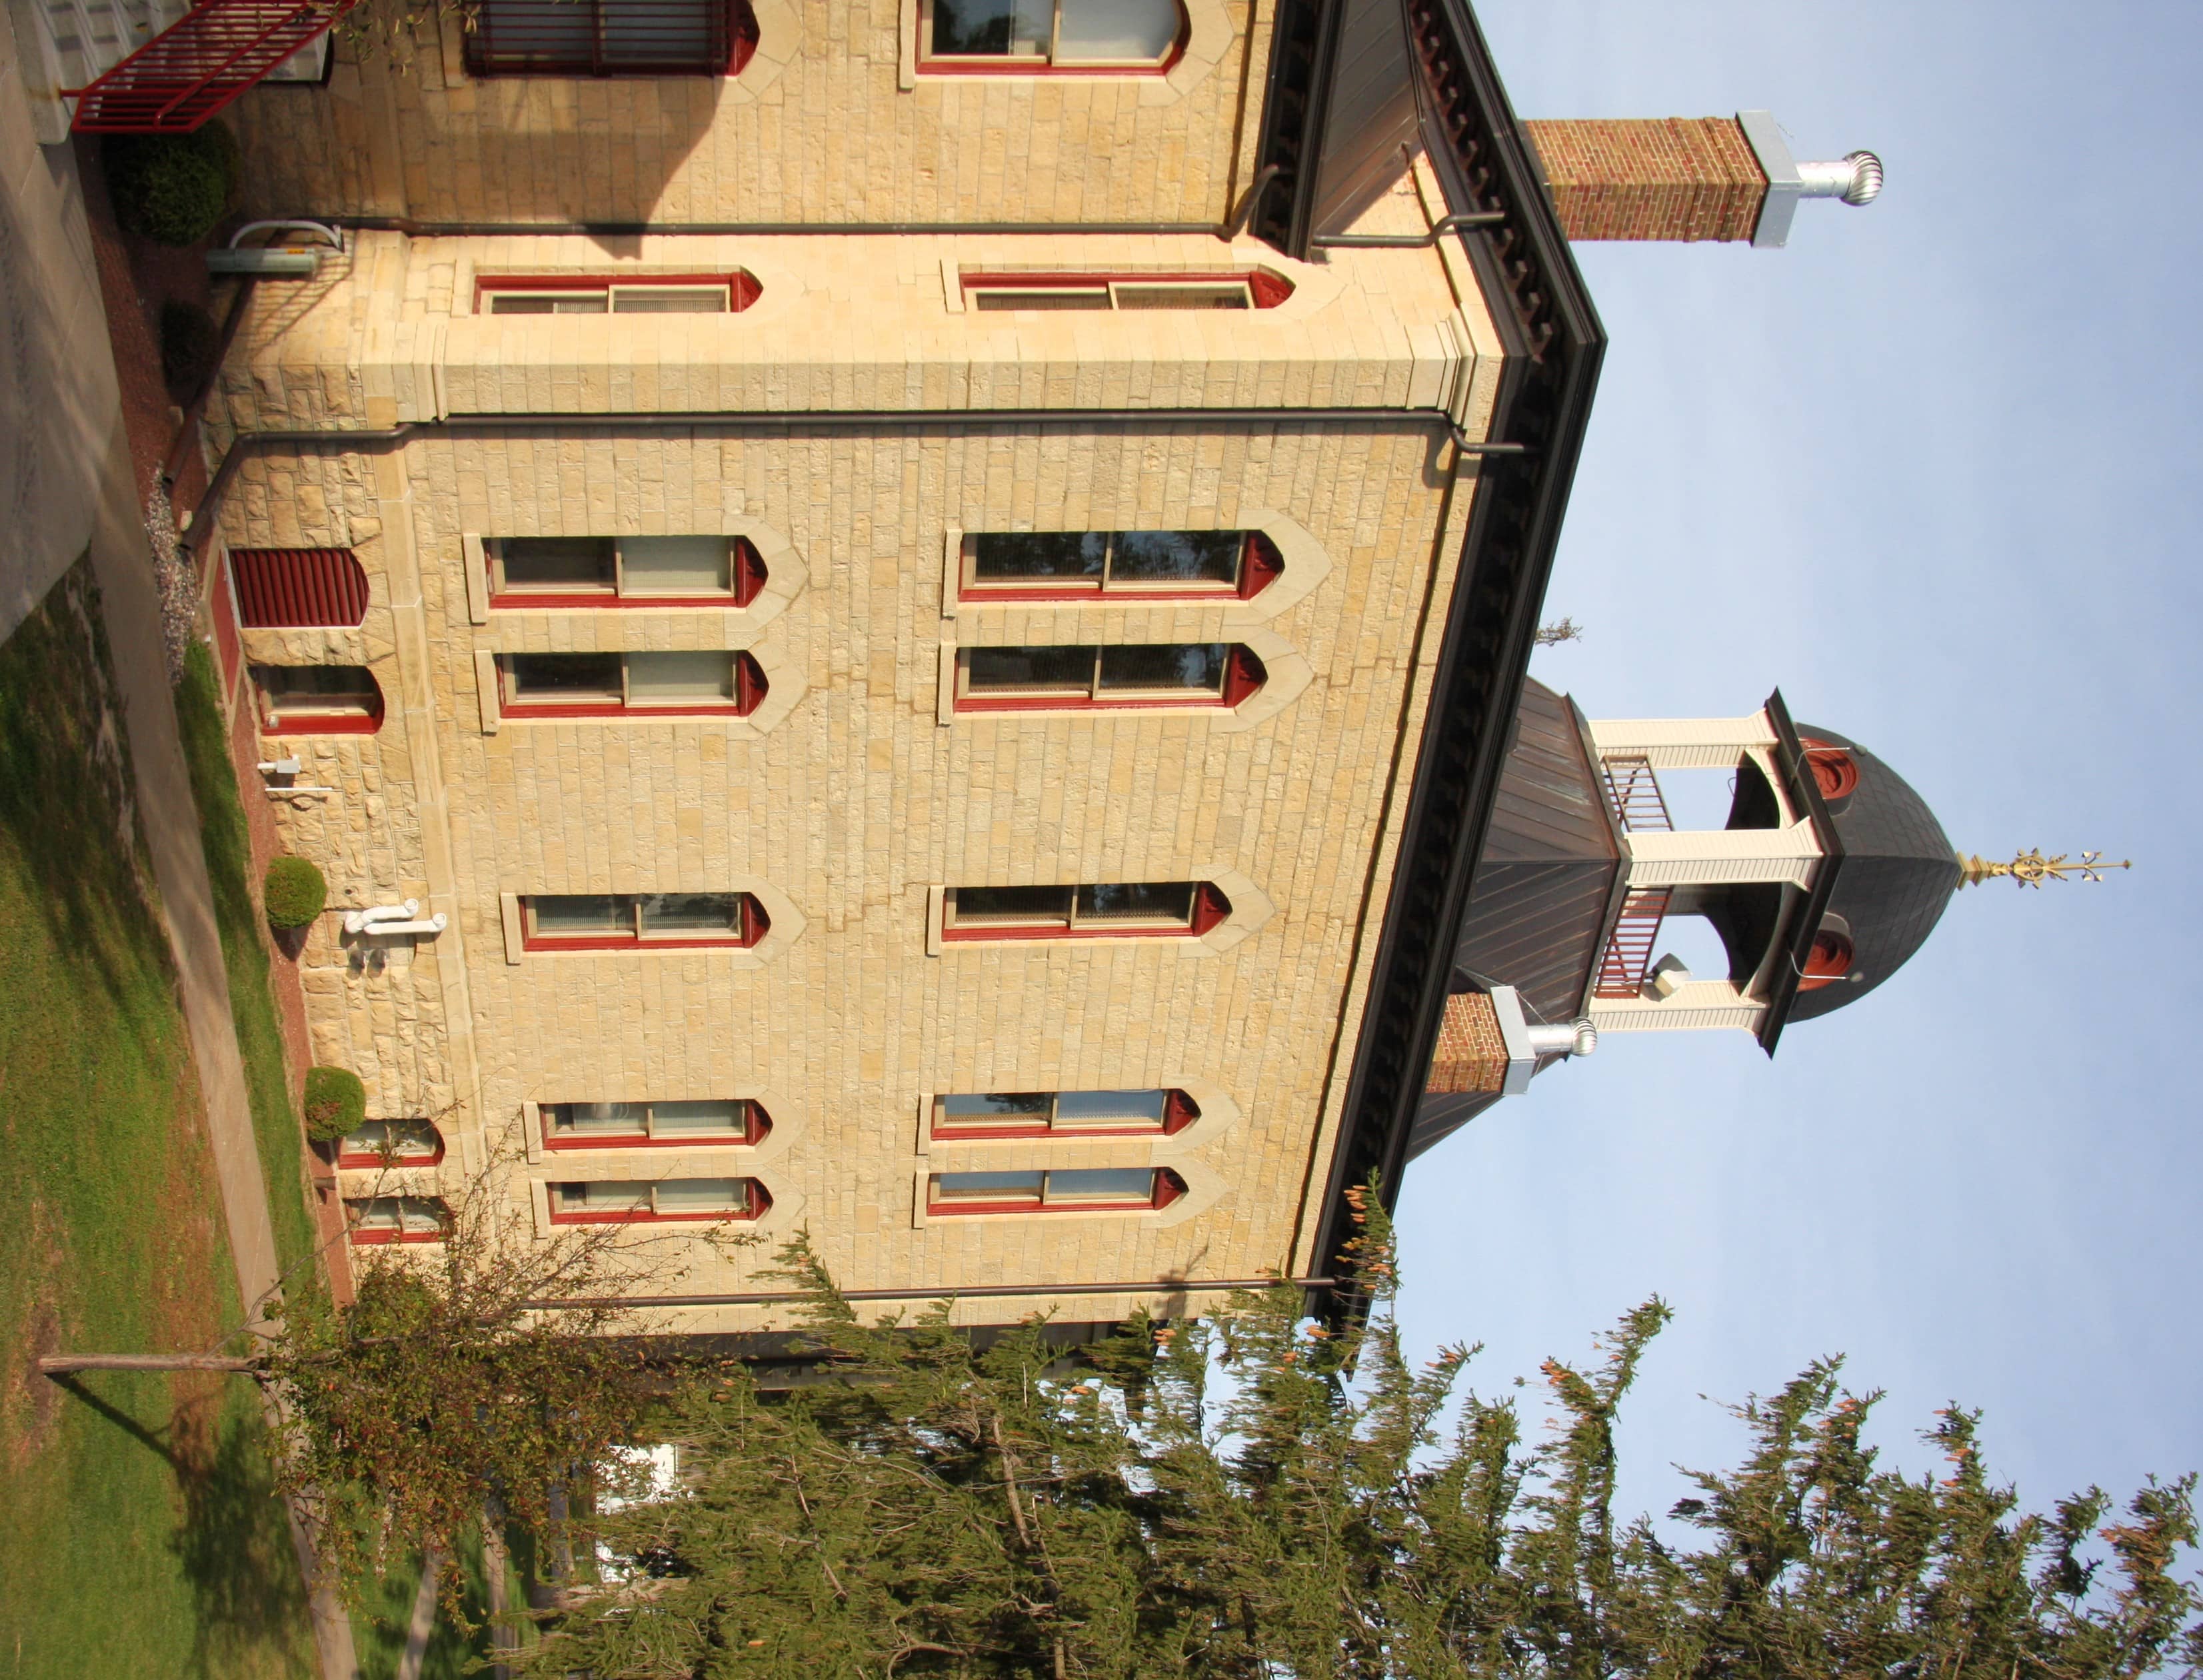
xmin=531 ymin=1187 xmax=2202 ymax=1678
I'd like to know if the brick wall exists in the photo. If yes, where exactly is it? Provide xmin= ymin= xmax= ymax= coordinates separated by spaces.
xmin=1523 ymin=118 xmax=1766 ymax=243
xmin=1425 ymin=991 xmax=1506 ymax=1094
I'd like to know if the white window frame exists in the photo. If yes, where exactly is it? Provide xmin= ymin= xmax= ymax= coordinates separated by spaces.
xmin=959 ymin=530 xmax=1250 ymax=599
xmin=916 ymin=0 xmax=1180 ymax=69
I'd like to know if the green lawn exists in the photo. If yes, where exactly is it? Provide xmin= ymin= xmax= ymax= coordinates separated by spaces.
xmin=0 ymin=560 xmax=313 ymax=1677
xmin=173 ymin=642 xmax=321 ymax=1286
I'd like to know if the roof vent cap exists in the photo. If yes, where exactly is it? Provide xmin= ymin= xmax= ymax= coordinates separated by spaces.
xmin=1797 ymin=150 xmax=1884 ymax=206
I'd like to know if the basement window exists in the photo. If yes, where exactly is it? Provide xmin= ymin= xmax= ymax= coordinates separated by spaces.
xmin=336 ymin=1120 xmax=445 ymax=1169
xmin=253 ymin=664 xmax=385 ymax=735
xmin=346 ymin=1196 xmax=450 ymax=1244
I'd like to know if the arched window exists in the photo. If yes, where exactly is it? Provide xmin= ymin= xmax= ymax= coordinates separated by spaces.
xmin=928 ymin=1167 xmax=1186 ymax=1214
xmin=1798 ymin=927 xmax=1855 ymax=992
xmin=920 ymin=0 xmax=1182 ymax=69
xmin=253 ymin=664 xmax=385 ymax=735
xmin=1800 ymin=738 xmax=1860 ymax=802
xmin=955 ymin=643 xmax=1265 ymax=711
xmin=467 ymin=0 xmax=759 ymax=76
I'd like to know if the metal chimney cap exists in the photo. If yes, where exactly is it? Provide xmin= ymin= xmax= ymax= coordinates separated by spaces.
xmin=1838 ymin=150 xmax=1884 ymax=205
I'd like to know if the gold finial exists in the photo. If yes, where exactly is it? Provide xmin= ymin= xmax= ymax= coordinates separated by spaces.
xmin=1956 ymin=849 xmax=2132 ymax=890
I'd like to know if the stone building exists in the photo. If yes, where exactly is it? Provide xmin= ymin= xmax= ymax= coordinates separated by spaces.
xmin=177 ymin=0 xmax=1886 ymax=1329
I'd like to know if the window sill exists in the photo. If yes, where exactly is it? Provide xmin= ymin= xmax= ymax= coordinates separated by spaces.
xmin=521 ymin=936 xmax=759 ymax=953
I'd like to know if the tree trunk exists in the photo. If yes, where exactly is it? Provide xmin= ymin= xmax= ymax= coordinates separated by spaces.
xmin=396 ymin=1549 xmax=443 ymax=1680
xmin=39 ymin=1353 xmax=259 ymax=1374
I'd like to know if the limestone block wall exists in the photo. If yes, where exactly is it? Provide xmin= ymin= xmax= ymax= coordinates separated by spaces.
xmin=227 ymin=0 xmax=1268 ymax=227
xmin=219 ymin=419 xmax=1481 ymax=1329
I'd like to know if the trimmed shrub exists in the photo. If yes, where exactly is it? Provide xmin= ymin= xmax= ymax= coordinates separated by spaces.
xmin=159 ymin=299 xmax=222 ymax=399
xmin=263 ymin=856 xmax=327 ymax=928
xmin=103 ymin=122 xmax=240 ymax=247
xmin=302 ymin=1066 xmax=366 ymax=1144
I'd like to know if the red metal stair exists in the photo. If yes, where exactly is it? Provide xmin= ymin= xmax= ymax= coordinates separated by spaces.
xmin=69 ymin=0 xmax=351 ymax=133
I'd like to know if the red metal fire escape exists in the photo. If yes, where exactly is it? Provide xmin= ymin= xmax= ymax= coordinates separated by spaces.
xmin=68 ymin=0 xmax=354 ymax=134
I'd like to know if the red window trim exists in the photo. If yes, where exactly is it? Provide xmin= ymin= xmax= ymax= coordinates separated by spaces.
xmin=475 ymin=271 xmax=762 ymax=312
xmin=336 ymin=1128 xmax=448 ymax=1170
xmin=927 ymin=1169 xmax=1186 ymax=1218
xmin=345 ymin=1199 xmax=451 ymax=1244
xmin=521 ymin=893 xmax=770 ymax=952
xmin=487 ymin=535 xmax=769 ymax=611
xmin=915 ymin=1 xmax=1188 ymax=75
xmin=231 ymin=546 xmax=371 ymax=628
xmin=548 ymin=1182 xmax=771 ymax=1224
xmin=961 ymin=271 xmax=1292 ymax=310
xmin=940 ymin=883 xmax=1229 ymax=943
xmin=954 ymin=646 xmax=1266 ymax=714
xmin=541 ymin=1100 xmax=771 ymax=1150
xmin=500 ymin=651 xmax=769 ymax=720
xmin=957 ymin=532 xmax=1284 ymax=604
xmin=931 ymin=1088 xmax=1198 ymax=1141
xmin=255 ymin=666 xmax=387 ymax=737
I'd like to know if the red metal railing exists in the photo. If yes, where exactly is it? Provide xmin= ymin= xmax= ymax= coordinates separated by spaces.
xmin=1593 ymin=888 xmax=1672 ymax=999
xmin=69 ymin=0 xmax=354 ymax=134
xmin=1600 ymin=754 xmax=1674 ymax=833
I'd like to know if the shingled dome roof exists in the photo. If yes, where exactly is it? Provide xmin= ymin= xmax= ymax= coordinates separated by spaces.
xmin=1784 ymin=724 xmax=1959 ymax=1022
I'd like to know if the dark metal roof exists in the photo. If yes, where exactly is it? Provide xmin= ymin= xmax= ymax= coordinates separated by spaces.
xmin=1782 ymin=722 xmax=1959 ymax=1025
xmin=1448 ymin=680 xmax=1621 ymax=1026
xmin=1402 ymin=1088 xmax=1506 ymax=1163
xmin=1284 ymin=0 xmax=1606 ymax=1318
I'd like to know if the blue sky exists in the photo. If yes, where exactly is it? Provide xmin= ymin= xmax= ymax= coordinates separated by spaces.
xmin=1395 ymin=0 xmax=2203 ymax=1528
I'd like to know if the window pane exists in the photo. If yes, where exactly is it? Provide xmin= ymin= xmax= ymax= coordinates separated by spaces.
xmin=940 ymin=1092 xmax=1053 ymax=1124
xmin=531 ymin=894 xmax=627 ymax=934
xmin=555 ymin=1102 xmax=648 ymax=1135
xmin=649 ymin=1100 xmax=745 ymax=1136
xmin=637 ymin=892 xmax=742 ymax=934
xmin=951 ymin=886 xmax=1073 ymax=925
xmin=499 ymin=536 xmax=615 ymax=590
xmin=625 ymin=651 xmax=735 ymax=702
xmin=1097 ymin=643 xmax=1227 ymax=692
xmin=558 ymin=1180 xmax=651 ymax=1211
xmin=263 ymin=665 xmax=378 ymax=706
xmin=509 ymin=652 xmax=623 ymax=700
xmin=341 ymin=1119 xmax=441 ymax=1156
xmin=621 ymin=536 xmax=732 ymax=592
xmin=1053 ymin=1090 xmax=1168 ymax=1127
xmin=599 ymin=0 xmax=719 ymax=67
xmin=1110 ymin=531 xmax=1241 ymax=585
xmin=1075 ymin=882 xmax=1194 ymax=923
xmin=1047 ymin=1168 xmax=1156 ymax=1202
xmin=1054 ymin=0 xmax=1178 ymax=59
xmin=966 ymin=644 xmax=1095 ymax=693
xmin=1110 ymin=283 xmax=1250 ymax=310
xmin=611 ymin=287 xmax=729 ymax=314
xmin=397 ymin=1197 xmax=447 ymax=1232
xmin=971 ymin=287 xmax=1110 ymax=311
xmin=653 ymin=1176 xmax=746 ymax=1213
xmin=971 ymin=532 xmax=1107 ymax=582
xmin=487 ymin=291 xmax=607 ymax=313
xmin=931 ymin=0 xmax=1049 ymax=55
xmin=936 ymin=1171 xmax=1045 ymax=1199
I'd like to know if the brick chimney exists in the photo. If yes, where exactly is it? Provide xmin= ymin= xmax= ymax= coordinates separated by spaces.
xmin=1426 ymin=992 xmax=1510 ymax=1095
xmin=1522 ymin=113 xmax=1882 ymax=247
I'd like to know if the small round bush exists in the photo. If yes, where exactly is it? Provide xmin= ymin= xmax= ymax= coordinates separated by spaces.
xmin=159 ymin=299 xmax=222 ymax=399
xmin=263 ymin=856 xmax=327 ymax=928
xmin=302 ymin=1066 xmax=366 ymax=1145
xmin=103 ymin=122 xmax=239 ymax=247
